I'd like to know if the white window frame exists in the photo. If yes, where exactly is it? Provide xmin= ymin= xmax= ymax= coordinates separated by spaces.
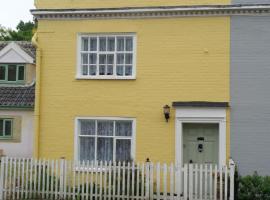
xmin=76 ymin=33 xmax=137 ymax=80
xmin=74 ymin=117 xmax=136 ymax=162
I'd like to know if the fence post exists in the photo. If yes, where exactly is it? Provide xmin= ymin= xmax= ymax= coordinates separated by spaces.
xmin=59 ymin=157 xmax=65 ymax=199
xmin=229 ymin=159 xmax=235 ymax=200
xmin=145 ymin=162 xmax=150 ymax=200
xmin=175 ymin=163 xmax=182 ymax=198
xmin=183 ymin=164 xmax=188 ymax=200
xmin=0 ymin=157 xmax=5 ymax=200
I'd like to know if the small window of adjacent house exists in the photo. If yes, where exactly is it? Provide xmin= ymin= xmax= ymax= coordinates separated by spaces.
xmin=8 ymin=65 xmax=17 ymax=81
xmin=77 ymin=118 xmax=135 ymax=162
xmin=78 ymin=34 xmax=136 ymax=79
xmin=18 ymin=66 xmax=25 ymax=81
xmin=0 ymin=64 xmax=25 ymax=83
xmin=0 ymin=119 xmax=13 ymax=138
xmin=0 ymin=66 xmax=6 ymax=80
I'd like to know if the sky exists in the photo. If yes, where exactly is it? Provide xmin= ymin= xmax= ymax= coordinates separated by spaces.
xmin=0 ymin=0 xmax=35 ymax=30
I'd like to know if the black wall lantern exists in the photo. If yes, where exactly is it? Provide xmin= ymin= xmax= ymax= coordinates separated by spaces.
xmin=163 ymin=105 xmax=171 ymax=122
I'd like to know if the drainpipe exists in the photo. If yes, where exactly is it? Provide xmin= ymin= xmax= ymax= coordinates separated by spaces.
xmin=32 ymin=32 xmax=41 ymax=158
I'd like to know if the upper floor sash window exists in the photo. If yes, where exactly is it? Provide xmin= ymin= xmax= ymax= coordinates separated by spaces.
xmin=0 ymin=64 xmax=25 ymax=83
xmin=78 ymin=34 xmax=136 ymax=79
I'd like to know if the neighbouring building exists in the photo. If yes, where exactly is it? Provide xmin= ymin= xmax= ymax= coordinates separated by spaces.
xmin=0 ymin=41 xmax=35 ymax=157
xmin=31 ymin=0 xmax=270 ymax=175
xmin=230 ymin=0 xmax=270 ymax=175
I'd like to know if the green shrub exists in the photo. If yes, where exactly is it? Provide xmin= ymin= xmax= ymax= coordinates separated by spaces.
xmin=238 ymin=172 xmax=270 ymax=200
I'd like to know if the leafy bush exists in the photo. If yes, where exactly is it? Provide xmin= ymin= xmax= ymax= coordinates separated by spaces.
xmin=238 ymin=172 xmax=270 ymax=200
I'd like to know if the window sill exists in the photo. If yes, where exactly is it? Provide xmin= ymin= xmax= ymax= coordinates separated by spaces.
xmin=0 ymin=81 xmax=25 ymax=85
xmin=76 ymin=75 xmax=136 ymax=80
xmin=0 ymin=137 xmax=13 ymax=140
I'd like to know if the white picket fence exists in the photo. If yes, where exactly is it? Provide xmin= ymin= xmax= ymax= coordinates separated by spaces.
xmin=0 ymin=157 xmax=235 ymax=200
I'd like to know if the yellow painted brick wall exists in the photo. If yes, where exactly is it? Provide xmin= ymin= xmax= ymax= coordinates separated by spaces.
xmin=37 ymin=16 xmax=230 ymax=163
xmin=35 ymin=0 xmax=230 ymax=9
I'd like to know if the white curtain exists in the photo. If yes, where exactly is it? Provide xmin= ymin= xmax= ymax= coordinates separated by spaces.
xmin=79 ymin=120 xmax=132 ymax=162
xmin=98 ymin=121 xmax=114 ymax=136
xmin=97 ymin=138 xmax=113 ymax=161
xmin=125 ymin=37 xmax=133 ymax=51
xmin=116 ymin=139 xmax=131 ymax=162
xmin=80 ymin=120 xmax=95 ymax=135
xmin=116 ymin=121 xmax=132 ymax=136
xmin=80 ymin=137 xmax=95 ymax=161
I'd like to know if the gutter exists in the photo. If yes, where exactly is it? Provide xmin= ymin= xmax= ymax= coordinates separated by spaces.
xmin=32 ymin=33 xmax=41 ymax=158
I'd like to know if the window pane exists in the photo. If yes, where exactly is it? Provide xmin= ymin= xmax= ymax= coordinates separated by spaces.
xmin=0 ymin=66 xmax=5 ymax=80
xmin=116 ymin=121 xmax=132 ymax=136
xmin=82 ymin=65 xmax=88 ymax=75
xmin=90 ymin=54 xmax=97 ymax=64
xmin=0 ymin=120 xmax=3 ymax=137
xmin=107 ymin=55 xmax=114 ymax=64
xmin=117 ymin=37 xmax=125 ymax=51
xmin=97 ymin=121 xmax=113 ymax=136
xmin=4 ymin=120 xmax=12 ymax=136
xmin=99 ymin=37 xmax=107 ymax=51
xmin=90 ymin=38 xmax=97 ymax=51
xmin=81 ymin=37 xmax=89 ymax=51
xmin=99 ymin=55 xmax=106 ymax=64
xmin=97 ymin=138 xmax=113 ymax=161
xmin=80 ymin=137 xmax=95 ymax=161
xmin=90 ymin=65 xmax=97 ymax=75
xmin=116 ymin=66 xmax=124 ymax=76
xmin=125 ymin=66 xmax=133 ymax=76
xmin=99 ymin=66 xmax=105 ymax=75
xmin=116 ymin=140 xmax=131 ymax=162
xmin=125 ymin=54 xmax=133 ymax=64
xmin=18 ymin=66 xmax=24 ymax=81
xmin=80 ymin=120 xmax=95 ymax=135
xmin=125 ymin=37 xmax=133 ymax=51
xmin=117 ymin=54 xmax=124 ymax=64
xmin=108 ymin=37 xmax=115 ymax=51
xmin=81 ymin=54 xmax=88 ymax=64
xmin=107 ymin=65 xmax=113 ymax=75
xmin=7 ymin=65 xmax=16 ymax=81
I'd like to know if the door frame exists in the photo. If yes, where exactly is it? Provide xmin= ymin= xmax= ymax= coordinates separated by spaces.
xmin=175 ymin=107 xmax=227 ymax=167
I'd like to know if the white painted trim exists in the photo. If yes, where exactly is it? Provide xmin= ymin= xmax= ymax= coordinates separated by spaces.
xmin=74 ymin=116 xmax=136 ymax=162
xmin=75 ymin=75 xmax=136 ymax=80
xmin=175 ymin=107 xmax=227 ymax=167
xmin=31 ymin=4 xmax=270 ymax=19
xmin=76 ymin=33 xmax=137 ymax=80
xmin=0 ymin=42 xmax=34 ymax=64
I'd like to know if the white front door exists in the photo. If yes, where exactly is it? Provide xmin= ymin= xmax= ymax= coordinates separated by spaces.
xmin=183 ymin=123 xmax=219 ymax=165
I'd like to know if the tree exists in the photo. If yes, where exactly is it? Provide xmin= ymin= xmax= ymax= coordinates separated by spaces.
xmin=0 ymin=21 xmax=36 ymax=41
xmin=0 ymin=25 xmax=11 ymax=41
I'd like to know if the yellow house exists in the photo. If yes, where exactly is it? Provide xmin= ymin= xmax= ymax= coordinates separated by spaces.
xmin=32 ymin=0 xmax=230 ymax=167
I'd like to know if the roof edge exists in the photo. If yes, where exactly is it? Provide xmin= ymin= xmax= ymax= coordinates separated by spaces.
xmin=31 ymin=4 xmax=270 ymax=19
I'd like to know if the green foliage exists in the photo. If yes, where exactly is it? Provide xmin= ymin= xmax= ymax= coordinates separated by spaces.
xmin=238 ymin=172 xmax=270 ymax=200
xmin=0 ymin=21 xmax=36 ymax=41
